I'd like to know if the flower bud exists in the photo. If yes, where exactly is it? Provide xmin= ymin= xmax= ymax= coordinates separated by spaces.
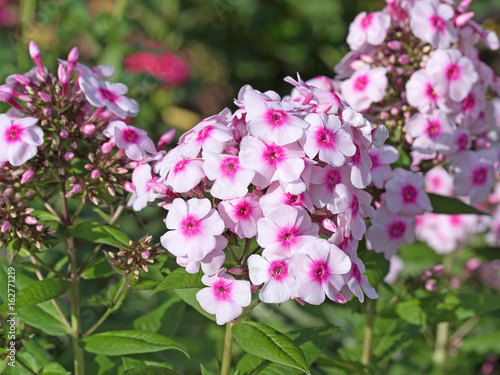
xmin=29 ymin=41 xmax=45 ymax=75
xmin=82 ymin=124 xmax=96 ymax=134
xmin=21 ymin=169 xmax=35 ymax=184
xmin=123 ymin=181 xmax=136 ymax=193
xmin=91 ymin=169 xmax=101 ymax=179
xmin=58 ymin=64 xmax=69 ymax=84
xmin=1 ymin=221 xmax=10 ymax=233
xmin=14 ymin=74 xmax=31 ymax=86
xmin=43 ymin=108 xmax=52 ymax=116
xmin=148 ymin=181 xmax=169 ymax=194
xmin=456 ymin=12 xmax=475 ymax=27
xmin=157 ymin=129 xmax=176 ymax=150
xmin=387 ymin=40 xmax=402 ymax=51
xmin=228 ymin=267 xmax=245 ymax=275
xmin=141 ymin=251 xmax=150 ymax=260
xmin=59 ymin=130 xmax=69 ymax=139
xmin=38 ymin=92 xmax=52 ymax=103
xmin=398 ymin=54 xmax=410 ymax=65
xmin=25 ymin=216 xmax=38 ymax=225
xmin=101 ymin=140 xmax=114 ymax=154
xmin=63 ymin=152 xmax=75 ymax=161
xmin=425 ymin=279 xmax=437 ymax=292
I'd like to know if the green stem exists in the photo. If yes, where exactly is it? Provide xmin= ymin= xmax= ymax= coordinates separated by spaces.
xmin=30 ymin=252 xmax=69 ymax=279
xmin=240 ymin=238 xmax=252 ymax=266
xmin=221 ymin=322 xmax=233 ymax=375
xmin=81 ymin=279 xmax=128 ymax=338
xmin=16 ymin=356 xmax=38 ymax=374
xmin=361 ymin=298 xmax=377 ymax=365
xmin=233 ymin=299 xmax=261 ymax=324
xmin=433 ymin=322 xmax=449 ymax=374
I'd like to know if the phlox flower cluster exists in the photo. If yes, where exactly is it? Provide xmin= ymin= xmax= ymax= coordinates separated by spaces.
xmin=330 ymin=0 xmax=500 ymax=259
xmin=0 ymin=43 xmax=165 ymax=266
xmin=131 ymin=78 xmax=385 ymax=324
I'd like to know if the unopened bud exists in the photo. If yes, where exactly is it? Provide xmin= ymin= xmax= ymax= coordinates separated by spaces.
xmin=43 ymin=108 xmax=52 ymax=116
xmin=455 ymin=12 xmax=474 ymax=27
xmin=250 ymin=285 xmax=260 ymax=293
xmin=106 ymin=185 xmax=115 ymax=196
xmin=14 ymin=74 xmax=31 ymax=86
xmin=1 ymin=221 xmax=10 ymax=232
xmin=91 ymin=170 xmax=101 ymax=179
xmin=101 ymin=140 xmax=114 ymax=154
xmin=63 ymin=152 xmax=74 ymax=161
xmin=38 ymin=92 xmax=52 ymax=103
xmin=58 ymin=64 xmax=68 ymax=84
xmin=425 ymin=279 xmax=437 ymax=292
xmin=157 ymin=129 xmax=176 ymax=150
xmin=59 ymin=130 xmax=69 ymax=139
xmin=148 ymin=181 xmax=169 ymax=194
xmin=29 ymin=41 xmax=45 ymax=75
xmin=25 ymin=216 xmax=37 ymax=225
xmin=141 ymin=263 xmax=149 ymax=272
xmin=387 ymin=40 xmax=402 ymax=51
xmin=228 ymin=268 xmax=245 ymax=275
xmin=123 ymin=181 xmax=136 ymax=193
xmin=36 ymin=224 xmax=44 ymax=232
xmin=398 ymin=54 xmax=410 ymax=65
xmin=141 ymin=251 xmax=150 ymax=260
xmin=21 ymin=169 xmax=35 ymax=184
xmin=82 ymin=124 xmax=96 ymax=134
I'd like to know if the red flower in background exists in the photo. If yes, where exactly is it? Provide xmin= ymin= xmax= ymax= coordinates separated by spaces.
xmin=124 ymin=48 xmax=189 ymax=88
xmin=0 ymin=0 xmax=17 ymax=28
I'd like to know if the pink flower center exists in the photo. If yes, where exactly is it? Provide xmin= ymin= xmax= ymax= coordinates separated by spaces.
xmin=197 ymin=126 xmax=213 ymax=141
xmin=361 ymin=14 xmax=373 ymax=29
xmin=264 ymin=144 xmax=285 ymax=166
xmin=462 ymin=93 xmax=475 ymax=113
xmin=99 ymin=87 xmax=118 ymax=103
xmin=309 ymin=260 xmax=330 ymax=284
xmin=221 ymin=157 xmax=240 ymax=178
xmin=473 ymin=166 xmax=488 ymax=185
xmin=402 ymin=184 xmax=418 ymax=203
xmin=174 ymin=159 xmax=189 ymax=174
xmin=213 ymin=279 xmax=232 ymax=301
xmin=370 ymin=153 xmax=380 ymax=168
xmin=449 ymin=215 xmax=462 ymax=227
xmin=277 ymin=226 xmax=297 ymax=250
xmin=388 ymin=220 xmax=406 ymax=239
xmin=5 ymin=125 xmax=23 ymax=144
xmin=286 ymin=193 xmax=303 ymax=207
xmin=426 ymin=119 xmax=441 ymax=137
xmin=268 ymin=260 xmax=289 ymax=282
xmin=354 ymin=75 xmax=369 ymax=92
xmin=456 ymin=133 xmax=469 ymax=152
xmin=265 ymin=109 xmax=288 ymax=128
xmin=446 ymin=63 xmax=461 ymax=81
xmin=326 ymin=169 xmax=341 ymax=191
xmin=122 ymin=128 xmax=139 ymax=144
xmin=425 ymin=83 xmax=438 ymax=100
xmin=316 ymin=128 xmax=336 ymax=149
xmin=235 ymin=201 xmax=252 ymax=219
xmin=181 ymin=215 xmax=200 ymax=237
xmin=430 ymin=15 xmax=445 ymax=31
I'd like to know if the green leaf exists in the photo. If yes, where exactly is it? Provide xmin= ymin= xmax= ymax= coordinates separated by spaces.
xmin=121 ymin=366 xmax=176 ymax=375
xmin=358 ymin=239 xmax=390 ymax=287
xmin=151 ymin=268 xmax=204 ymax=295
xmin=32 ymin=210 xmax=61 ymax=223
xmin=200 ymin=364 xmax=216 ymax=375
xmin=0 ymin=278 xmax=71 ymax=314
xmin=232 ymin=321 xmax=310 ymax=374
xmin=41 ymin=362 xmax=71 ymax=375
xmin=81 ymin=257 xmax=115 ymax=279
xmin=121 ymin=357 xmax=174 ymax=371
xmin=68 ymin=221 xmax=129 ymax=247
xmin=82 ymin=330 xmax=190 ymax=358
xmin=174 ymin=289 xmax=215 ymax=322
xmin=395 ymin=299 xmax=426 ymax=326
xmin=428 ymin=193 xmax=489 ymax=216
xmin=314 ymin=356 xmax=365 ymax=374
xmin=461 ymin=331 xmax=500 ymax=355
xmin=134 ymin=279 xmax=160 ymax=290
xmin=133 ymin=296 xmax=182 ymax=333
xmin=17 ymin=303 xmax=70 ymax=335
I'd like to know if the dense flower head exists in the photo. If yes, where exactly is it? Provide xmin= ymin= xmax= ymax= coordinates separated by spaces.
xmin=334 ymin=0 xmax=500 ymax=259
xmin=133 ymin=75 xmax=386 ymax=323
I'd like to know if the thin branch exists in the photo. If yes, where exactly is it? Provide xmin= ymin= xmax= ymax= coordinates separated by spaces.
xmin=30 ymin=252 xmax=69 ymax=279
xmin=234 ymin=299 xmax=261 ymax=324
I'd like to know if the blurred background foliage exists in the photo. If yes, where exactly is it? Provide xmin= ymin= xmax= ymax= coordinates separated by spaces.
xmin=1 ymin=0 xmax=500 ymax=374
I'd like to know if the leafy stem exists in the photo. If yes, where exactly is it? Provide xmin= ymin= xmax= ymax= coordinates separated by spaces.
xmin=221 ymin=322 xmax=233 ymax=375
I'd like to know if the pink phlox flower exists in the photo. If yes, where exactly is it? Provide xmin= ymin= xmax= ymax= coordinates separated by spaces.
xmin=385 ymin=168 xmax=433 ymax=216
xmin=233 ymin=84 xmax=254 ymax=119
xmin=309 ymin=165 xmax=352 ymax=214
xmin=340 ymin=65 xmax=388 ymax=112
xmin=426 ymin=49 xmax=478 ymax=102
xmin=128 ymin=163 xmax=162 ymax=211
xmin=58 ymin=60 xmax=115 ymax=80
xmin=289 ymin=238 xmax=351 ymax=305
xmin=342 ymin=255 xmax=378 ymax=303
xmin=79 ymin=76 xmax=139 ymax=118
xmin=203 ymin=151 xmax=255 ymax=199
xmin=287 ymin=74 xmax=343 ymax=114
xmin=278 ymin=158 xmax=315 ymax=195
xmin=176 ymin=237 xmax=227 ymax=276
xmin=302 ymin=113 xmax=356 ymax=167
xmin=103 ymin=121 xmax=156 ymax=161
xmin=409 ymin=1 xmax=458 ymax=49
xmin=196 ymin=268 xmax=251 ymax=325
xmin=453 ymin=150 xmax=496 ymax=205
xmin=161 ymin=153 xmax=205 ymax=193
xmin=366 ymin=205 xmax=416 ymax=259
xmin=338 ymin=189 xmax=375 ymax=240
xmin=257 ymin=206 xmax=319 ymax=257
xmin=454 ymin=85 xmax=487 ymax=127
xmin=406 ymin=69 xmax=450 ymax=113
xmin=443 ymin=129 xmax=471 ymax=162
xmin=218 ymin=193 xmax=263 ymax=238
xmin=425 ymin=165 xmax=454 ymax=196
xmin=347 ymin=139 xmax=373 ymax=189
xmin=239 ymin=135 xmax=305 ymax=189
xmin=259 ymin=181 xmax=314 ymax=215
xmin=369 ymin=145 xmax=399 ymax=189
xmin=372 ymin=124 xmax=389 ymax=148
xmin=160 ymin=198 xmax=225 ymax=261
xmin=244 ymin=88 xmax=309 ymax=145
xmin=247 ymin=254 xmax=296 ymax=303
xmin=406 ymin=110 xmax=455 ymax=154
xmin=0 ymin=114 xmax=44 ymax=166
xmin=347 ymin=11 xmax=391 ymax=50
xmin=179 ymin=109 xmax=234 ymax=158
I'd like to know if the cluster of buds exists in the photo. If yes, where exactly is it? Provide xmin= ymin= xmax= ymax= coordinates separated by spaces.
xmin=0 ymin=185 xmax=53 ymax=251
xmin=107 ymin=235 xmax=164 ymax=279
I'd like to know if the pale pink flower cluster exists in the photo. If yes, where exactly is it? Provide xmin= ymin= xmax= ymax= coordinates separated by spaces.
xmin=333 ymin=0 xmax=500 ymax=259
xmin=133 ymin=78 xmax=385 ymax=323
xmin=335 ymin=0 xmax=500 ymax=204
